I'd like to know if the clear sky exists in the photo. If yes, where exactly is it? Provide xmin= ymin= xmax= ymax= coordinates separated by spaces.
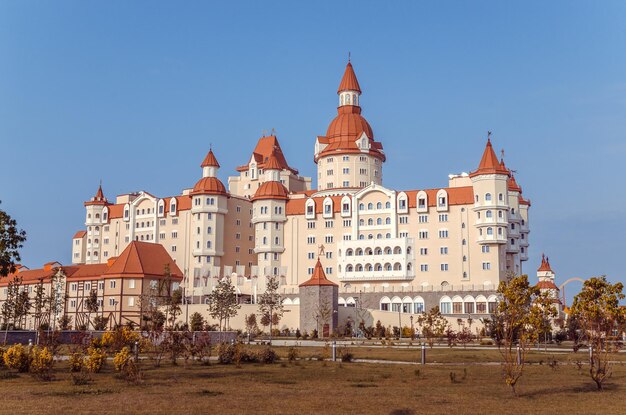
xmin=2 ymin=1 xmax=625 ymax=298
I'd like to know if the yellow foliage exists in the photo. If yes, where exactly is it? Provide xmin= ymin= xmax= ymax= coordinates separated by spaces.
xmin=101 ymin=327 xmax=140 ymax=352
xmin=30 ymin=347 xmax=54 ymax=380
xmin=69 ymin=352 xmax=85 ymax=373
xmin=85 ymin=347 xmax=107 ymax=373
xmin=3 ymin=344 xmax=30 ymax=372
xmin=114 ymin=347 xmax=131 ymax=371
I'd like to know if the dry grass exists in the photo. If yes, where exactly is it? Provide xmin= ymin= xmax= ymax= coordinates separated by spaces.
xmin=0 ymin=353 xmax=624 ymax=414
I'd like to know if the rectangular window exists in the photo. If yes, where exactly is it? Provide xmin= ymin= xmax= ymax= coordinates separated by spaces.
xmin=440 ymin=263 xmax=448 ymax=271
xmin=438 ymin=214 xmax=448 ymax=222
xmin=418 ymin=231 xmax=428 ymax=239
xmin=71 ymin=283 xmax=77 ymax=291
xmin=440 ymin=302 xmax=451 ymax=314
xmin=464 ymin=302 xmax=475 ymax=314
xmin=325 ymin=267 xmax=332 ymax=274
xmin=476 ymin=302 xmax=487 ymax=314
xmin=453 ymin=302 xmax=463 ymax=314
xmin=343 ymin=220 xmax=351 ymax=227
xmin=324 ymin=236 xmax=334 ymax=243
xmin=171 ymin=245 xmax=177 ymax=252
xmin=109 ymin=280 xmax=116 ymax=289
xmin=109 ymin=298 xmax=116 ymax=306
xmin=129 ymin=279 xmax=135 ymax=289
xmin=325 ymin=251 xmax=332 ymax=259
xmin=420 ymin=264 xmax=429 ymax=272
xmin=439 ymin=230 xmax=449 ymax=238
xmin=399 ymin=232 xmax=409 ymax=237
xmin=482 ymin=262 xmax=491 ymax=270
xmin=399 ymin=216 xmax=408 ymax=224
xmin=307 ymin=252 xmax=315 ymax=260
xmin=70 ymin=300 xmax=76 ymax=308
xmin=440 ymin=247 xmax=448 ymax=255
xmin=307 ymin=267 xmax=314 ymax=275
xmin=128 ymin=297 xmax=135 ymax=307
xmin=488 ymin=302 xmax=497 ymax=313
xmin=307 ymin=222 xmax=316 ymax=229
xmin=342 ymin=168 xmax=349 ymax=174
xmin=420 ymin=248 xmax=428 ymax=255
xmin=482 ymin=246 xmax=490 ymax=253
xmin=325 ymin=221 xmax=334 ymax=228
xmin=307 ymin=237 xmax=316 ymax=244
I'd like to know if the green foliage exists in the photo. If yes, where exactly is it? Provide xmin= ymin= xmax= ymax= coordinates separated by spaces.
xmin=569 ymin=276 xmax=626 ymax=390
xmin=495 ymin=274 xmax=557 ymax=396
xmin=189 ymin=312 xmax=205 ymax=331
xmin=208 ymin=278 xmax=240 ymax=331
xmin=0 ymin=201 xmax=27 ymax=278
xmin=417 ymin=307 xmax=449 ymax=348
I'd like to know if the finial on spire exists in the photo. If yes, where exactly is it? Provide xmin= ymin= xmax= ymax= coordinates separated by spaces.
xmin=487 ymin=131 xmax=492 ymax=142
xmin=348 ymin=51 xmax=351 ymax=63
xmin=271 ymin=127 xmax=276 ymax=136
xmin=500 ymin=149 xmax=505 ymax=161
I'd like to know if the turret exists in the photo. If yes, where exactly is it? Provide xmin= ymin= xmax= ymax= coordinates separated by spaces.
xmin=314 ymin=60 xmax=385 ymax=191
xmin=83 ymin=184 xmax=110 ymax=264
xmin=190 ymin=149 xmax=229 ymax=279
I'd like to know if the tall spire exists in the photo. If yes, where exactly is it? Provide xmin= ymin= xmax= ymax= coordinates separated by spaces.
xmin=469 ymin=135 xmax=509 ymax=177
xmin=337 ymin=60 xmax=362 ymax=94
xmin=201 ymin=149 xmax=220 ymax=178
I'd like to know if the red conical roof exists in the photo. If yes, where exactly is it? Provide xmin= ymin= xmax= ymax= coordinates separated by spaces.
xmin=508 ymin=175 xmax=522 ymax=193
xmin=84 ymin=184 xmax=108 ymax=206
xmin=338 ymin=61 xmax=361 ymax=94
xmin=470 ymin=139 xmax=510 ymax=177
xmin=201 ymin=149 xmax=220 ymax=168
xmin=264 ymin=152 xmax=282 ymax=170
xmin=299 ymin=258 xmax=338 ymax=287
xmin=537 ymin=254 xmax=553 ymax=272
xmin=191 ymin=177 xmax=227 ymax=196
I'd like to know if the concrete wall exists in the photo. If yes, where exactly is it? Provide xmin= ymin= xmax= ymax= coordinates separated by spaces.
xmin=179 ymin=304 xmax=301 ymax=332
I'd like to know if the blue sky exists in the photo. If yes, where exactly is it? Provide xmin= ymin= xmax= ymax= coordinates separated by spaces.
xmin=1 ymin=1 xmax=625 ymax=298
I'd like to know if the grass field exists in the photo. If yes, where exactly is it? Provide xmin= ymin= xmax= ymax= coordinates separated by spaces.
xmin=0 ymin=345 xmax=624 ymax=415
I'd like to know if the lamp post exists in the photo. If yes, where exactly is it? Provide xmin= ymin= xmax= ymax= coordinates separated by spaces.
xmin=398 ymin=306 xmax=402 ymax=341
xmin=410 ymin=315 xmax=414 ymax=340
xmin=113 ymin=300 xmax=119 ymax=329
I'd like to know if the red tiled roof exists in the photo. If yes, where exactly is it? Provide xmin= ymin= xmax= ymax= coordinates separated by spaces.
xmin=264 ymin=152 xmax=282 ymax=170
xmin=337 ymin=61 xmax=361 ymax=94
xmin=285 ymin=187 xmax=474 ymax=215
xmin=536 ymin=280 xmax=559 ymax=290
xmin=201 ymin=149 xmax=220 ymax=168
xmin=85 ymin=184 xmax=109 ymax=206
xmin=538 ymin=254 xmax=553 ymax=273
xmin=252 ymin=181 xmax=289 ymax=201
xmin=191 ymin=177 xmax=228 ymax=196
xmin=105 ymin=241 xmax=183 ymax=279
xmin=299 ymin=258 xmax=338 ymax=287
xmin=470 ymin=139 xmax=510 ymax=177
xmin=236 ymin=135 xmax=298 ymax=174
xmin=508 ymin=175 xmax=522 ymax=193
xmin=73 ymin=230 xmax=87 ymax=239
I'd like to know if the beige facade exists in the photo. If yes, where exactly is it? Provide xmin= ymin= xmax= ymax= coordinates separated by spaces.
xmin=71 ymin=61 xmax=532 ymax=318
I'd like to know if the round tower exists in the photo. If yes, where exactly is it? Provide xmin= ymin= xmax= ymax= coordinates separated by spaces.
xmin=251 ymin=152 xmax=288 ymax=291
xmin=314 ymin=60 xmax=385 ymax=191
xmin=84 ymin=184 xmax=109 ymax=264
xmin=190 ymin=149 xmax=229 ymax=273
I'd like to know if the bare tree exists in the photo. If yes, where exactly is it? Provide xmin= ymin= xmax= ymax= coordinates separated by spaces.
xmin=258 ymin=276 xmax=284 ymax=344
xmin=207 ymin=277 xmax=240 ymax=331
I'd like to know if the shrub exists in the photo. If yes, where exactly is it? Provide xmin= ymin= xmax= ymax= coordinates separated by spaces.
xmin=3 ymin=344 xmax=30 ymax=373
xmin=114 ymin=347 xmax=132 ymax=371
xmin=30 ymin=346 xmax=54 ymax=381
xmin=479 ymin=339 xmax=494 ymax=346
xmin=69 ymin=352 xmax=85 ymax=373
xmin=287 ymin=346 xmax=299 ymax=362
xmin=101 ymin=327 xmax=140 ymax=353
xmin=85 ymin=347 xmax=107 ymax=373
xmin=257 ymin=347 xmax=278 ymax=364
xmin=340 ymin=349 xmax=354 ymax=363
xmin=295 ymin=329 xmax=301 ymax=339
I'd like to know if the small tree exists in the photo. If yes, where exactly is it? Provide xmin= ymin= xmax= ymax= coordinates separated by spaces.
xmin=14 ymin=289 xmax=31 ymax=329
xmin=417 ymin=306 xmax=449 ymax=348
xmin=84 ymin=289 xmax=99 ymax=330
xmin=0 ymin=201 xmax=27 ymax=278
xmin=569 ymin=276 xmax=626 ymax=390
xmin=245 ymin=314 xmax=258 ymax=337
xmin=189 ymin=312 xmax=205 ymax=331
xmin=257 ymin=276 xmax=284 ymax=344
xmin=315 ymin=297 xmax=333 ymax=338
xmin=495 ymin=274 xmax=556 ymax=396
xmin=32 ymin=279 xmax=48 ymax=332
xmin=207 ymin=277 xmax=240 ymax=331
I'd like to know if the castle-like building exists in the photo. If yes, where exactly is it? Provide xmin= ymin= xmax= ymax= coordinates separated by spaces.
xmin=71 ymin=61 xmax=531 ymax=316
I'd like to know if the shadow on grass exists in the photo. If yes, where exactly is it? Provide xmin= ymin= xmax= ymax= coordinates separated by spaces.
xmin=519 ymin=382 xmax=620 ymax=399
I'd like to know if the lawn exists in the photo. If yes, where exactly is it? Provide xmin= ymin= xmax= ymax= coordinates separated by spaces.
xmin=0 ymin=348 xmax=624 ymax=415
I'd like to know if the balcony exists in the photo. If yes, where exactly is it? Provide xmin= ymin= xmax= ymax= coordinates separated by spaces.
xmin=477 ymin=234 xmax=507 ymax=244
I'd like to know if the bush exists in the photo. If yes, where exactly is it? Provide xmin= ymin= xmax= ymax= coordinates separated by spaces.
xmin=114 ymin=347 xmax=132 ymax=371
xmin=217 ymin=343 xmax=235 ymax=364
xmin=340 ymin=349 xmax=354 ymax=362
xmin=30 ymin=346 xmax=54 ymax=381
xmin=85 ymin=347 xmax=107 ymax=373
xmin=479 ymin=339 xmax=494 ymax=346
xmin=257 ymin=347 xmax=278 ymax=364
xmin=101 ymin=327 xmax=140 ymax=353
xmin=287 ymin=346 xmax=299 ymax=362
xmin=69 ymin=352 xmax=85 ymax=373
xmin=3 ymin=344 xmax=30 ymax=373
xmin=295 ymin=329 xmax=301 ymax=339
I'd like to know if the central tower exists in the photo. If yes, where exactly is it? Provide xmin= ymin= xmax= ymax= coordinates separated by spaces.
xmin=314 ymin=60 xmax=386 ymax=192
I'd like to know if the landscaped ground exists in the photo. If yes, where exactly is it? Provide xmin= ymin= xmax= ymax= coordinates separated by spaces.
xmin=0 ymin=344 xmax=624 ymax=415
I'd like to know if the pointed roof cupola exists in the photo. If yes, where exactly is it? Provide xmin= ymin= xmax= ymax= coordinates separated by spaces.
xmin=299 ymin=258 xmax=338 ymax=287
xmin=84 ymin=184 xmax=109 ymax=206
xmin=537 ymin=253 xmax=553 ymax=273
xmin=338 ymin=60 xmax=362 ymax=95
xmin=253 ymin=150 xmax=289 ymax=201
xmin=201 ymin=149 xmax=220 ymax=169
xmin=508 ymin=174 xmax=522 ymax=193
xmin=469 ymin=136 xmax=510 ymax=178
xmin=192 ymin=149 xmax=227 ymax=196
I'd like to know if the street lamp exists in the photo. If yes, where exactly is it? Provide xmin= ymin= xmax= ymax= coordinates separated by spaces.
xmin=410 ymin=315 xmax=414 ymax=340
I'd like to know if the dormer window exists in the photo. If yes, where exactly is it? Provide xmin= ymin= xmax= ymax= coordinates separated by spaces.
xmin=438 ymin=197 xmax=446 ymax=207
xmin=418 ymin=198 xmax=426 ymax=208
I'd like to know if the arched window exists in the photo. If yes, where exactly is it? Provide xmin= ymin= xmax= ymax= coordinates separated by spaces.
xmin=375 ymin=263 xmax=382 ymax=271
xmin=407 ymin=246 xmax=412 ymax=254
xmin=486 ymin=210 xmax=493 ymax=218
xmin=385 ymin=201 xmax=391 ymax=208
xmin=365 ymin=264 xmax=372 ymax=271
xmin=359 ymin=219 xmax=365 ymax=226
xmin=376 ymin=202 xmax=382 ymax=209
xmin=393 ymin=247 xmax=402 ymax=254
xmin=368 ymin=218 xmax=374 ymax=225
xmin=375 ymin=247 xmax=382 ymax=255
xmin=485 ymin=193 xmax=492 ymax=201
xmin=393 ymin=263 xmax=402 ymax=271
xmin=385 ymin=217 xmax=391 ymax=224
xmin=207 ymin=241 xmax=212 ymax=248
xmin=384 ymin=247 xmax=392 ymax=255
xmin=262 ymin=237 xmax=267 ymax=244
xmin=355 ymin=248 xmax=363 ymax=256
xmin=359 ymin=203 xmax=365 ymax=211
xmin=380 ymin=296 xmax=391 ymax=311
xmin=95 ymin=213 xmax=100 ymax=219
xmin=352 ymin=94 xmax=357 ymax=105
xmin=377 ymin=233 xmax=382 ymax=239
xmin=356 ymin=264 xmax=363 ymax=272
xmin=359 ymin=235 xmax=365 ymax=240
xmin=365 ymin=248 xmax=373 ymax=255
xmin=386 ymin=233 xmax=391 ymax=239
xmin=377 ymin=218 xmax=382 ymax=225
xmin=367 ymin=234 xmax=373 ymax=239
xmin=346 ymin=265 xmax=353 ymax=272
xmin=384 ymin=263 xmax=392 ymax=271
xmin=407 ymin=263 xmax=413 ymax=271
xmin=487 ymin=227 xmax=493 ymax=235
xmin=346 ymin=249 xmax=353 ymax=256
xmin=367 ymin=202 xmax=374 ymax=210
